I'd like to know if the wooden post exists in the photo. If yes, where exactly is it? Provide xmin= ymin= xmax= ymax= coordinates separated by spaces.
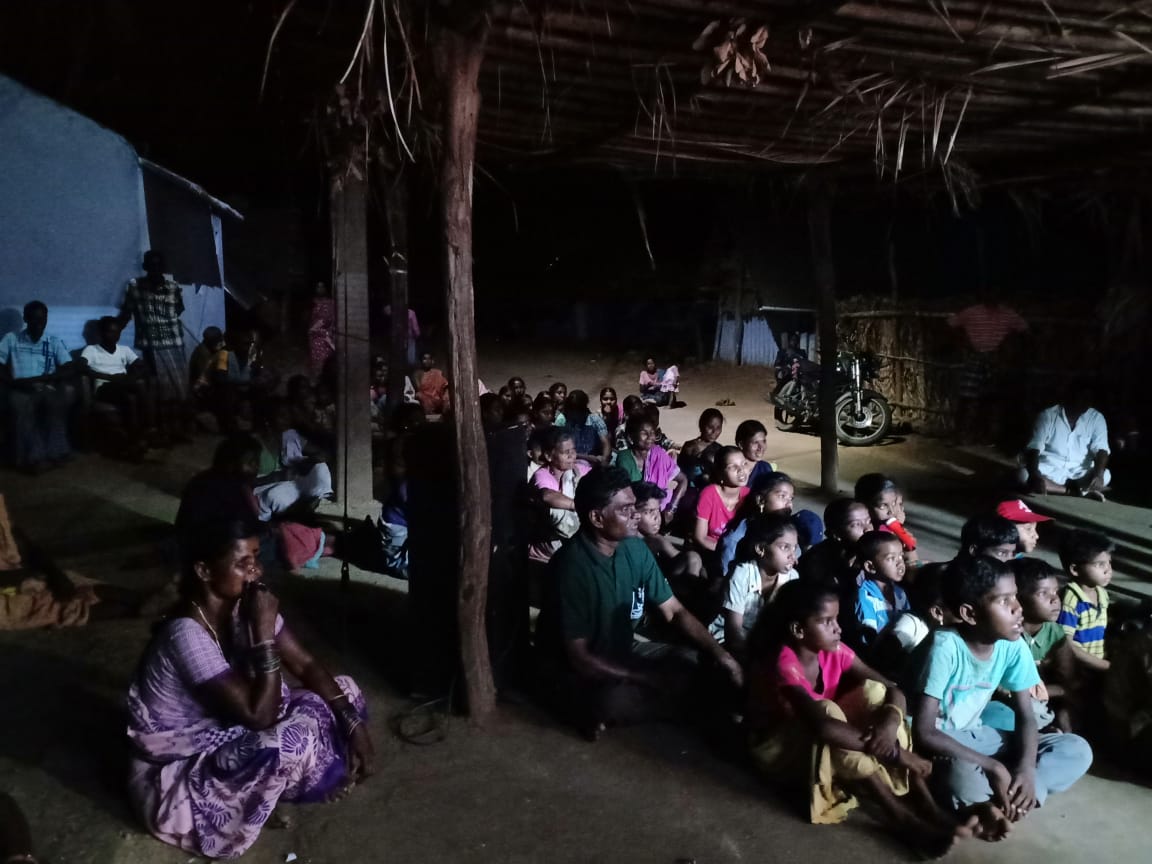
xmin=383 ymin=171 xmax=411 ymax=407
xmin=734 ymin=264 xmax=746 ymax=365
xmin=331 ymin=173 xmax=374 ymax=509
xmin=808 ymin=184 xmax=840 ymax=496
xmin=433 ymin=16 xmax=496 ymax=722
xmin=886 ymin=219 xmax=899 ymax=301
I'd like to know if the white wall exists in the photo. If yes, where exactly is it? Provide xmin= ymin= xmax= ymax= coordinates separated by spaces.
xmin=0 ymin=75 xmax=150 ymax=345
xmin=0 ymin=75 xmax=225 ymax=355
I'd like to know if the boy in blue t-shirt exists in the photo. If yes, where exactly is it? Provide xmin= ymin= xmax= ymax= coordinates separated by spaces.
xmin=851 ymin=531 xmax=910 ymax=649
xmin=912 ymin=557 xmax=1092 ymax=833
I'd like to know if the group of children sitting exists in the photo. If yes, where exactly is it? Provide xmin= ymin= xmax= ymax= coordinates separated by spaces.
xmin=455 ymin=372 xmax=1117 ymax=854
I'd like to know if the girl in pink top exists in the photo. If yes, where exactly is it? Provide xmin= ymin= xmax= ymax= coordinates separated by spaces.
xmin=693 ymin=446 xmax=750 ymax=551
xmin=745 ymin=581 xmax=973 ymax=850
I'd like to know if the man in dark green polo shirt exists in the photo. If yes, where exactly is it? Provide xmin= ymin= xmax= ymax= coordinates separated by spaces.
xmin=543 ymin=466 xmax=743 ymax=738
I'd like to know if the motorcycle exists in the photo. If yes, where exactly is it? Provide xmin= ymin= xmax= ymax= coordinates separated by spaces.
xmin=770 ymin=350 xmax=892 ymax=446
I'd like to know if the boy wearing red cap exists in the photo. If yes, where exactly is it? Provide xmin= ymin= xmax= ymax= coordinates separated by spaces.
xmin=996 ymin=499 xmax=1052 ymax=556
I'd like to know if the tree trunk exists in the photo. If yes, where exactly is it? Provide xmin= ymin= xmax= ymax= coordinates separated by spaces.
xmin=433 ymin=19 xmax=496 ymax=722
xmin=383 ymin=171 xmax=411 ymax=407
xmin=808 ymin=184 xmax=840 ymax=496
xmin=331 ymin=173 xmax=374 ymax=509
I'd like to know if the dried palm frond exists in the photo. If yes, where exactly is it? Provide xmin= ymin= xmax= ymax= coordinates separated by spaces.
xmin=939 ymin=159 xmax=981 ymax=215
xmin=694 ymin=18 xmax=771 ymax=88
xmin=943 ymin=86 xmax=972 ymax=164
xmin=1047 ymin=53 xmax=1143 ymax=77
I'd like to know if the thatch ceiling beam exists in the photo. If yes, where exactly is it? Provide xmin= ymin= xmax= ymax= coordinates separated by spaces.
xmin=873 ymin=0 xmax=1152 ymax=38
xmin=835 ymin=1 xmax=1152 ymax=56
xmin=472 ymin=0 xmax=1152 ymax=174
xmin=964 ymin=64 xmax=1152 ymax=139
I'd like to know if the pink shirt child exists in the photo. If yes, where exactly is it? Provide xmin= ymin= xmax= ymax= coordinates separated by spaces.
xmin=748 ymin=643 xmax=857 ymax=730
xmin=696 ymin=484 xmax=750 ymax=542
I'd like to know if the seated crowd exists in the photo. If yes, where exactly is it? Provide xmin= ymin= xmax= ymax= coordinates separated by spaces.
xmin=449 ymin=367 xmax=1115 ymax=857
xmin=0 ymin=292 xmax=1130 ymax=861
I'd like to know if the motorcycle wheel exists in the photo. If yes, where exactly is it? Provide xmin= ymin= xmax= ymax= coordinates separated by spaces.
xmin=834 ymin=392 xmax=892 ymax=446
xmin=773 ymin=381 xmax=801 ymax=432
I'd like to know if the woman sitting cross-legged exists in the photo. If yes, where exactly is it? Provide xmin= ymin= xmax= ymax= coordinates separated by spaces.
xmin=127 ymin=520 xmax=374 ymax=860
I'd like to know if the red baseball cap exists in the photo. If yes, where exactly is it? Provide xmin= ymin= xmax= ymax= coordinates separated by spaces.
xmin=996 ymin=499 xmax=1053 ymax=524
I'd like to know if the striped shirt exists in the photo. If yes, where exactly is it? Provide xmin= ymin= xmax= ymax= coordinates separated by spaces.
xmin=123 ymin=277 xmax=185 ymax=349
xmin=1058 ymin=581 xmax=1109 ymax=659
xmin=946 ymin=304 xmax=1027 ymax=354
xmin=0 ymin=329 xmax=72 ymax=379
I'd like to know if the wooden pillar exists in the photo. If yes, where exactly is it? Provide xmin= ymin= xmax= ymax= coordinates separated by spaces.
xmin=383 ymin=171 xmax=411 ymax=407
xmin=808 ymin=184 xmax=839 ymax=496
xmin=433 ymin=17 xmax=495 ymax=722
xmin=734 ymin=264 xmax=746 ymax=365
xmin=331 ymin=174 xmax=374 ymax=508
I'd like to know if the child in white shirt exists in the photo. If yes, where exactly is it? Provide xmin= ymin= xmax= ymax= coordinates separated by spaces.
xmin=715 ymin=513 xmax=799 ymax=661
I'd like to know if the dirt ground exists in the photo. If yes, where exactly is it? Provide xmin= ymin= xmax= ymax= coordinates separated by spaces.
xmin=2 ymin=344 xmax=1150 ymax=864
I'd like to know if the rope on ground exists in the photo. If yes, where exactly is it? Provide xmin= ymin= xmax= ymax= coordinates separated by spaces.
xmin=390 ymin=677 xmax=455 ymax=746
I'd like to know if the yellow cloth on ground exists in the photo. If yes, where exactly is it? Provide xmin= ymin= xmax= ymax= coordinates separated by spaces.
xmin=749 ymin=679 xmax=911 ymax=824
xmin=0 ymin=575 xmax=99 ymax=630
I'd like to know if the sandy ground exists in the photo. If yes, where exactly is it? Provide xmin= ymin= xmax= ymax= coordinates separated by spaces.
xmin=1 ymin=344 xmax=1150 ymax=864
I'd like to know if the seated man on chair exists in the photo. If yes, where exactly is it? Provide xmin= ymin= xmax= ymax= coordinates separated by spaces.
xmin=80 ymin=316 xmax=155 ymax=454
xmin=1019 ymin=387 xmax=1111 ymax=502
xmin=0 ymin=301 xmax=76 ymax=473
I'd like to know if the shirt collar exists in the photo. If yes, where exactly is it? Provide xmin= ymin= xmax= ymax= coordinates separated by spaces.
xmin=1066 ymin=580 xmax=1108 ymax=609
xmin=575 ymin=530 xmax=619 ymax=564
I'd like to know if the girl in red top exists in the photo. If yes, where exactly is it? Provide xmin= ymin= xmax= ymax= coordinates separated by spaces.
xmin=693 ymin=446 xmax=750 ymax=552
xmin=854 ymin=473 xmax=920 ymax=567
xmin=746 ymin=580 xmax=973 ymax=853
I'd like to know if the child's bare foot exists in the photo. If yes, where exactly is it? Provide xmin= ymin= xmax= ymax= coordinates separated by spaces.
xmin=903 ymin=817 xmax=972 ymax=859
xmin=960 ymin=802 xmax=1012 ymax=842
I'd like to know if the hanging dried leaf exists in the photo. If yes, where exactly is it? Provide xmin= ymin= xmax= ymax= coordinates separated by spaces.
xmin=694 ymin=17 xmax=772 ymax=87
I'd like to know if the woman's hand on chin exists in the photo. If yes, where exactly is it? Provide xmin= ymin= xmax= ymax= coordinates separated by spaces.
xmin=243 ymin=583 xmax=280 ymax=641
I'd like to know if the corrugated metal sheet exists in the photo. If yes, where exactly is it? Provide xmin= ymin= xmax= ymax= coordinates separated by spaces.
xmin=713 ymin=312 xmax=739 ymax=363
xmin=740 ymin=315 xmax=776 ymax=366
xmin=712 ymin=310 xmax=819 ymax=368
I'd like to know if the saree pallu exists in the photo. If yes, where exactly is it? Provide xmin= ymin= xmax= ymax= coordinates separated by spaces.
xmin=614 ymin=446 xmax=679 ymax=509
xmin=128 ymin=676 xmax=364 ymax=859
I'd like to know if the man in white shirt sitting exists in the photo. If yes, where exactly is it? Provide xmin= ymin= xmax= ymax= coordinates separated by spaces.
xmin=80 ymin=316 xmax=155 ymax=451
xmin=1018 ymin=388 xmax=1111 ymax=501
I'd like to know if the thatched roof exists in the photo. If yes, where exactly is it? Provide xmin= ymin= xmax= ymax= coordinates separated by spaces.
xmin=476 ymin=0 xmax=1152 ymax=180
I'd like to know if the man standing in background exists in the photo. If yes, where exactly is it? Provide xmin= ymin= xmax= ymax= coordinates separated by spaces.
xmin=948 ymin=294 xmax=1028 ymax=444
xmin=119 ymin=250 xmax=189 ymax=442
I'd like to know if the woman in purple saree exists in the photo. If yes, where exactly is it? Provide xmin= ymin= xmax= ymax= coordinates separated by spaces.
xmin=613 ymin=414 xmax=688 ymax=521
xmin=127 ymin=520 xmax=374 ymax=859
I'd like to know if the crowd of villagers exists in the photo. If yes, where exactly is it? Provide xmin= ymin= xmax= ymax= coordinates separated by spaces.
xmin=168 ymin=341 xmax=1110 ymax=859
xmin=0 ymin=263 xmax=1132 ymax=861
